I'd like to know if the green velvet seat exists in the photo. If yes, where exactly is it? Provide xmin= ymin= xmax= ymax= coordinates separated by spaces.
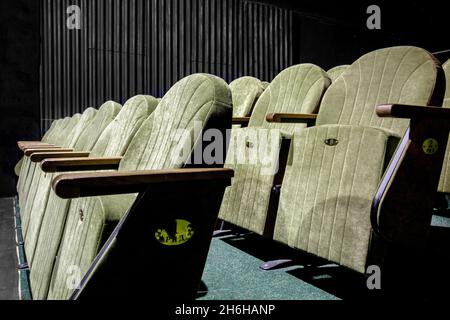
xmin=438 ymin=59 xmax=450 ymax=193
xmin=18 ymin=114 xmax=82 ymax=211
xmin=31 ymin=73 xmax=231 ymax=299
xmin=28 ymin=95 xmax=158 ymax=299
xmin=16 ymin=117 xmax=71 ymax=191
xmin=219 ymin=64 xmax=330 ymax=235
xmin=22 ymin=101 xmax=123 ymax=264
xmin=326 ymin=65 xmax=349 ymax=82
xmin=14 ymin=118 xmax=64 ymax=176
xmin=229 ymin=76 xmax=267 ymax=127
xmin=19 ymin=108 xmax=98 ymax=230
xmin=273 ymin=46 xmax=443 ymax=273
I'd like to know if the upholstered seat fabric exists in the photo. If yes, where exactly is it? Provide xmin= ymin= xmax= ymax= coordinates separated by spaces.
xmin=274 ymin=125 xmax=389 ymax=273
xmin=219 ymin=64 xmax=330 ymax=235
xmin=18 ymin=113 xmax=83 ymax=213
xmin=29 ymin=96 xmax=158 ymax=299
xmin=326 ymin=65 xmax=349 ymax=82
xmin=274 ymin=46 xmax=443 ymax=273
xmin=229 ymin=76 xmax=266 ymax=120
xmin=437 ymin=60 xmax=450 ymax=193
xmin=17 ymin=116 xmax=75 ymax=207
xmin=23 ymin=102 xmax=121 ymax=262
xmin=43 ymin=74 xmax=231 ymax=299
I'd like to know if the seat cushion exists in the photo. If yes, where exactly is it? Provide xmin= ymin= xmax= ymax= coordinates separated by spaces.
xmin=219 ymin=127 xmax=282 ymax=234
xmin=45 ymin=74 xmax=232 ymax=299
xmin=274 ymin=125 xmax=391 ymax=273
xmin=438 ymin=60 xmax=450 ymax=192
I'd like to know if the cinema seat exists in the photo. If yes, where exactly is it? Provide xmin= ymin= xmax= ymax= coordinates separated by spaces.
xmin=29 ymin=73 xmax=232 ymax=300
xmin=437 ymin=59 xmax=450 ymax=193
xmin=17 ymin=118 xmax=63 ymax=149
xmin=19 ymin=104 xmax=121 ymax=238
xmin=229 ymin=76 xmax=267 ymax=128
xmin=268 ymin=46 xmax=447 ymax=274
xmin=16 ymin=116 xmax=72 ymax=190
xmin=26 ymin=95 xmax=158 ymax=299
xmin=14 ymin=119 xmax=64 ymax=176
xmin=326 ymin=65 xmax=349 ymax=82
xmin=218 ymin=64 xmax=330 ymax=236
xmin=21 ymin=101 xmax=123 ymax=263
xmin=17 ymin=113 xmax=82 ymax=211
xmin=16 ymin=119 xmax=61 ymax=157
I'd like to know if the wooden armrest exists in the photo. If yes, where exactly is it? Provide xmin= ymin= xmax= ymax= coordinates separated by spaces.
xmin=30 ymin=151 xmax=90 ymax=163
xmin=18 ymin=140 xmax=51 ymax=146
xmin=18 ymin=140 xmax=42 ymax=144
xmin=266 ymin=113 xmax=317 ymax=125
xmin=376 ymin=104 xmax=450 ymax=119
xmin=232 ymin=117 xmax=251 ymax=125
xmin=41 ymin=156 xmax=123 ymax=173
xmin=24 ymin=148 xmax=72 ymax=156
xmin=18 ymin=141 xmax=55 ymax=148
xmin=21 ymin=144 xmax=57 ymax=151
xmin=53 ymin=168 xmax=234 ymax=199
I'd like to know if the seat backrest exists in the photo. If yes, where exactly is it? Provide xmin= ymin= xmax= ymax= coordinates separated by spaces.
xmin=65 ymin=108 xmax=98 ymax=150
xmin=91 ymin=95 xmax=159 ymax=157
xmin=326 ymin=65 xmax=349 ymax=82
xmin=437 ymin=59 xmax=450 ymax=192
xmin=44 ymin=117 xmax=72 ymax=145
xmin=119 ymin=73 xmax=232 ymax=171
xmin=248 ymin=64 xmax=331 ymax=135
xmin=229 ymin=76 xmax=266 ymax=118
xmin=70 ymin=102 xmax=121 ymax=152
xmin=56 ymin=114 xmax=83 ymax=147
xmin=317 ymin=46 xmax=444 ymax=137
xmin=443 ymin=60 xmax=450 ymax=107
xmin=41 ymin=120 xmax=60 ymax=142
xmin=274 ymin=46 xmax=445 ymax=274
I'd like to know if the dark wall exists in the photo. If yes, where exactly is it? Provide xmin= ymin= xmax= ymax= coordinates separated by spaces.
xmin=1 ymin=0 xmax=448 ymax=197
xmin=40 ymin=0 xmax=294 ymax=131
xmin=0 ymin=0 xmax=40 ymax=196
xmin=38 ymin=0 xmax=450 ymax=132
xmin=283 ymin=0 xmax=449 ymax=68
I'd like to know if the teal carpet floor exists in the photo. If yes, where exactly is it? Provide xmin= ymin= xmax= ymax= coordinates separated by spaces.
xmin=199 ymin=235 xmax=339 ymax=300
xmin=199 ymin=214 xmax=450 ymax=300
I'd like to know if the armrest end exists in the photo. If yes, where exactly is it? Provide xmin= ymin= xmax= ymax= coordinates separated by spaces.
xmin=41 ymin=156 xmax=122 ymax=173
xmin=31 ymin=151 xmax=90 ymax=163
xmin=53 ymin=168 xmax=234 ymax=199
xmin=376 ymin=104 xmax=450 ymax=119
xmin=24 ymin=148 xmax=72 ymax=156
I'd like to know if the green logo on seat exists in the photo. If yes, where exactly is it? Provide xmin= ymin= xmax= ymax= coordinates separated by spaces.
xmin=155 ymin=219 xmax=194 ymax=246
xmin=422 ymin=138 xmax=438 ymax=155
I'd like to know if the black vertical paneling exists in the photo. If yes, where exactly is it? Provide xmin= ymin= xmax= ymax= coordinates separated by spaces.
xmin=40 ymin=0 xmax=293 ymax=132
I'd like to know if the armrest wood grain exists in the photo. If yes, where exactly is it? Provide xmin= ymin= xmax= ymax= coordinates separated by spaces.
xmin=18 ymin=141 xmax=55 ymax=149
xmin=376 ymin=104 xmax=450 ymax=119
xmin=41 ymin=156 xmax=123 ymax=173
xmin=18 ymin=140 xmax=43 ymax=144
xmin=24 ymin=148 xmax=73 ymax=156
xmin=30 ymin=151 xmax=90 ymax=163
xmin=232 ymin=117 xmax=251 ymax=125
xmin=266 ymin=113 xmax=317 ymax=125
xmin=21 ymin=144 xmax=57 ymax=151
xmin=53 ymin=168 xmax=234 ymax=199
